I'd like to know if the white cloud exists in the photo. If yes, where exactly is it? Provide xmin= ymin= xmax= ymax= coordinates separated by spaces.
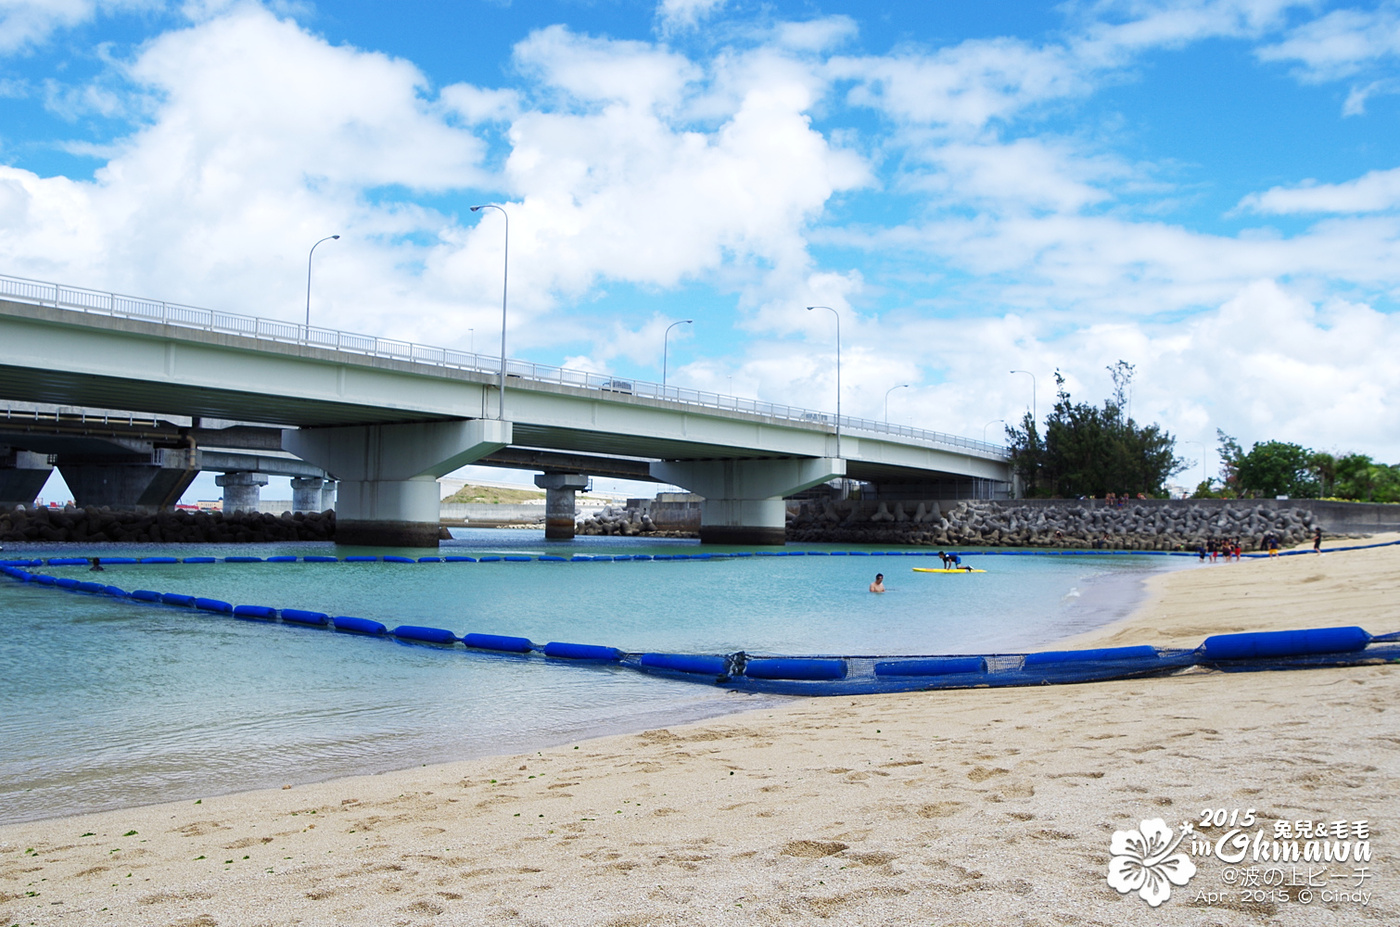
xmin=0 ymin=0 xmax=163 ymax=54
xmin=1239 ymin=168 xmax=1400 ymax=214
xmin=655 ymin=0 xmax=726 ymax=36
xmin=1257 ymin=4 xmax=1400 ymax=81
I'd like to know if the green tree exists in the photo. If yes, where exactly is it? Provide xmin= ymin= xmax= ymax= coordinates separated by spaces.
xmin=1006 ymin=363 xmax=1185 ymax=497
xmin=1223 ymin=438 xmax=1319 ymax=499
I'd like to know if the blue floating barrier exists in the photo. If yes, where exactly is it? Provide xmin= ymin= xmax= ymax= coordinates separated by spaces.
xmin=195 ymin=598 xmax=234 ymax=613
xmin=234 ymin=604 xmax=278 ymax=620
xmin=54 ymin=577 xmax=80 ymax=589
xmin=640 ymin=653 xmax=728 ymax=675
xmin=76 ymin=581 xmax=106 ymax=594
xmin=647 ymin=555 xmax=668 ymax=561
xmin=101 ymin=557 xmax=138 ymax=565
xmin=538 ymin=555 xmax=567 ymax=562
xmin=462 ymin=632 xmax=534 ymax=653
xmin=224 ymin=556 xmax=264 ymax=563
xmin=332 ymin=616 xmax=387 ymax=635
xmin=130 ymin=590 xmax=161 ymax=602
xmin=384 ymin=556 xmax=417 ymax=564
xmin=34 ymin=574 xmax=57 ymax=586
xmin=444 ymin=556 xmax=477 ymax=563
xmin=632 ymin=554 xmax=654 ymax=561
xmin=142 ymin=557 xmax=180 ymax=564
xmin=160 ymin=593 xmax=196 ymax=607
xmin=829 ymin=551 xmax=848 ymax=556
xmin=848 ymin=551 xmax=870 ymax=557
xmin=755 ymin=551 xmax=779 ymax=556
xmin=393 ymin=625 xmax=458 ymax=645
xmin=303 ymin=556 xmax=338 ymax=563
xmin=102 ymin=585 xmax=128 ymax=597
xmin=266 ymin=556 xmax=298 ymax=563
xmin=876 ymin=657 xmax=987 ymax=677
xmin=745 ymin=658 xmax=848 ymax=681
xmin=732 ymin=552 xmax=752 ymax=558
xmin=543 ymin=641 xmax=623 ymax=662
xmin=47 ymin=558 xmax=89 ymax=566
xmin=417 ymin=557 xmax=443 ymax=563
xmin=1201 ymin=627 xmax=1371 ymax=661
xmin=180 ymin=557 xmax=215 ymax=564
xmin=478 ymin=556 xmax=502 ymax=563
xmin=503 ymin=556 xmax=531 ymax=563
xmin=805 ymin=551 xmax=829 ymax=556
xmin=343 ymin=556 xmax=379 ymax=563
xmin=1023 ymin=646 xmax=1162 ymax=667
xmin=280 ymin=609 xmax=330 ymax=626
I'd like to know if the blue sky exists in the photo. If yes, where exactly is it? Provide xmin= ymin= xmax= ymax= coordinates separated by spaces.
xmin=2 ymin=0 xmax=1400 ymax=501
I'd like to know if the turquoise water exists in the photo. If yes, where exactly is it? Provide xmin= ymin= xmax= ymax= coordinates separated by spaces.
xmin=0 ymin=530 xmax=1178 ymax=823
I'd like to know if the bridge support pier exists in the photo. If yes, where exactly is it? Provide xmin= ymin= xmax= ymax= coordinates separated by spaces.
xmin=57 ymin=448 xmax=198 ymax=512
xmin=534 ymin=472 xmax=589 ymax=540
xmin=284 ymin=419 xmax=511 ymax=548
xmin=291 ymin=476 xmax=326 ymax=514
xmin=0 ymin=449 xmax=53 ymax=509
xmin=216 ymin=471 xmax=267 ymax=513
xmin=320 ymin=479 xmax=338 ymax=512
xmin=651 ymin=457 xmax=844 ymax=546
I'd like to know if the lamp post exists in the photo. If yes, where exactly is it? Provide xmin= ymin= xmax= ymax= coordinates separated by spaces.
xmin=1010 ymin=369 xmax=1037 ymax=424
xmin=983 ymin=418 xmax=1005 ymax=443
xmin=663 ymin=319 xmax=693 ymax=391
xmin=884 ymin=384 xmax=910 ymax=424
xmin=305 ymin=234 xmax=340 ymax=332
xmin=470 ymin=204 xmax=509 ymax=419
xmin=807 ymin=306 xmax=841 ymax=458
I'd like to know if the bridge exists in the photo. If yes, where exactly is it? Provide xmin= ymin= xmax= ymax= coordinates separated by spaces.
xmin=0 ymin=274 xmax=1012 ymax=547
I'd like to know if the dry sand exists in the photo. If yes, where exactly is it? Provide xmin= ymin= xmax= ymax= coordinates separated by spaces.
xmin=3 ymin=539 xmax=1398 ymax=926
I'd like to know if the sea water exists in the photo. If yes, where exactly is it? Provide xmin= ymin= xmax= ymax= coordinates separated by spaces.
xmin=0 ymin=530 xmax=1182 ymax=823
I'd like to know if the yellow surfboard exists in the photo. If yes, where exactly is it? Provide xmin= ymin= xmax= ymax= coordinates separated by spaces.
xmin=912 ymin=567 xmax=986 ymax=573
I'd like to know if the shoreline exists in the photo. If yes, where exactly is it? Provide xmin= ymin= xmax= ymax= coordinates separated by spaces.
xmin=3 ymin=540 xmax=1397 ymax=925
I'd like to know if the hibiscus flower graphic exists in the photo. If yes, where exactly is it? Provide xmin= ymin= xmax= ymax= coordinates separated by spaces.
xmin=1107 ymin=818 xmax=1197 ymax=906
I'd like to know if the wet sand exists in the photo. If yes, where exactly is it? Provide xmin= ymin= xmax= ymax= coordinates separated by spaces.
xmin=2 ymin=538 xmax=1397 ymax=925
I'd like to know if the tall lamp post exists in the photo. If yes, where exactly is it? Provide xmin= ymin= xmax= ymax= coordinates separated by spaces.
xmin=471 ymin=204 xmax=509 ymax=420
xmin=305 ymin=234 xmax=340 ymax=332
xmin=1010 ymin=369 xmax=1037 ymax=425
xmin=807 ymin=305 xmax=841 ymax=459
xmin=662 ymin=319 xmax=693 ymax=391
xmin=983 ymin=418 xmax=1005 ymax=443
xmin=884 ymin=383 xmax=910 ymax=424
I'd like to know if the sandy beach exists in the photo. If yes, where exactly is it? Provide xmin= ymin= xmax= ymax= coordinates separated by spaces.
xmin=3 ymin=540 xmax=1397 ymax=926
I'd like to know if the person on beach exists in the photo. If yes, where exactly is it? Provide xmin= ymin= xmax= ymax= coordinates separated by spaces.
xmin=89 ymin=557 xmax=103 ymax=572
xmin=869 ymin=573 xmax=885 ymax=593
xmin=1267 ymin=533 xmax=1279 ymax=557
xmin=1197 ymin=541 xmax=1206 ymax=562
xmin=1314 ymin=527 xmax=1323 ymax=553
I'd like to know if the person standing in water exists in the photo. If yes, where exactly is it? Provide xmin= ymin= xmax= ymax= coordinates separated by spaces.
xmin=869 ymin=573 xmax=886 ymax=593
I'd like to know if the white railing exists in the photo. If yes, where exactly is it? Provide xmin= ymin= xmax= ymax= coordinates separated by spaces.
xmin=0 ymin=272 xmax=1010 ymax=459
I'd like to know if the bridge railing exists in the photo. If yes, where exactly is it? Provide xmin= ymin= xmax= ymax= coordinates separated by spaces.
xmin=0 ymin=272 xmax=1009 ymax=459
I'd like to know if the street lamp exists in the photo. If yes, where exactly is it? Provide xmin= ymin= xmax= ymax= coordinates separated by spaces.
xmin=470 ymin=204 xmax=509 ymax=419
xmin=305 ymin=234 xmax=340 ymax=332
xmin=884 ymin=384 xmax=910 ymax=424
xmin=983 ymin=418 xmax=1005 ymax=443
xmin=807 ymin=306 xmax=841 ymax=458
xmin=662 ymin=319 xmax=693 ymax=390
xmin=1010 ymin=369 xmax=1036 ymax=424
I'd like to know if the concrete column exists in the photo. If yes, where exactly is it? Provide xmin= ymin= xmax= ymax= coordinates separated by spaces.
xmin=57 ymin=447 xmax=199 ymax=512
xmin=651 ymin=457 xmax=845 ymax=545
xmin=320 ymin=479 xmax=337 ymax=512
xmin=290 ymin=476 xmax=325 ymax=513
xmin=216 ymin=471 xmax=268 ymax=513
xmin=0 ymin=449 xmax=54 ymax=509
xmin=283 ymin=419 xmax=511 ymax=548
xmin=533 ymin=472 xmax=590 ymax=540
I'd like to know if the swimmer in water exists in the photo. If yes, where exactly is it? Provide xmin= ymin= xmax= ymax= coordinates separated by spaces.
xmin=869 ymin=573 xmax=885 ymax=593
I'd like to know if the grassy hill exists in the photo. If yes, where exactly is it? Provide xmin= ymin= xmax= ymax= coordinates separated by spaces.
xmin=443 ymin=484 xmax=547 ymax=505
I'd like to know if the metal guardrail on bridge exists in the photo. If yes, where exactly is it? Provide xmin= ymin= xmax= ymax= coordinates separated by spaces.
xmin=0 ymin=273 xmax=1010 ymax=459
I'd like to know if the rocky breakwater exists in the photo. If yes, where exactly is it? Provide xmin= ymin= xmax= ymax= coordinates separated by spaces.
xmin=787 ymin=499 xmax=1320 ymax=550
xmin=0 ymin=506 xmax=336 ymax=544
xmin=576 ymin=504 xmax=675 ymax=537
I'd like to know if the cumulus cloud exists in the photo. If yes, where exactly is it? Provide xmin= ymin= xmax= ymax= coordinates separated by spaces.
xmin=1257 ymin=4 xmax=1400 ymax=81
xmin=655 ymin=0 xmax=726 ymax=36
xmin=0 ymin=0 xmax=163 ymax=55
